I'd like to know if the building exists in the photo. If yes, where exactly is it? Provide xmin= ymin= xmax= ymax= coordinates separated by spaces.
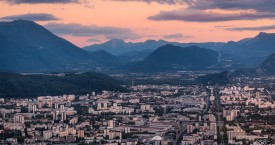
xmin=43 ymin=130 xmax=52 ymax=140
xmin=13 ymin=115 xmax=25 ymax=123
xmin=108 ymin=120 xmax=114 ymax=128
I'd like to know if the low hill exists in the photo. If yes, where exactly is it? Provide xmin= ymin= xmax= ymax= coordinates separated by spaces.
xmin=0 ymin=72 xmax=126 ymax=98
xmin=195 ymin=71 xmax=232 ymax=85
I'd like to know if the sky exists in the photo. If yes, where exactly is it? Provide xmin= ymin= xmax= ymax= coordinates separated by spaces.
xmin=0 ymin=0 xmax=275 ymax=47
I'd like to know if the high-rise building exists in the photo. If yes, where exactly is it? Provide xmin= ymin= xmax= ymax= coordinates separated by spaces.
xmin=32 ymin=104 xmax=37 ymax=113
xmin=209 ymin=114 xmax=216 ymax=122
xmin=55 ymin=103 xmax=59 ymax=109
xmin=210 ymin=123 xmax=217 ymax=131
xmin=108 ymin=120 xmax=114 ymax=128
xmin=97 ymin=102 xmax=102 ymax=110
xmin=77 ymin=130 xmax=84 ymax=138
xmin=187 ymin=125 xmax=193 ymax=134
xmin=61 ymin=112 xmax=67 ymax=121
xmin=53 ymin=111 xmax=59 ymax=121
xmin=103 ymin=102 xmax=108 ymax=109
xmin=60 ymin=104 xmax=64 ymax=111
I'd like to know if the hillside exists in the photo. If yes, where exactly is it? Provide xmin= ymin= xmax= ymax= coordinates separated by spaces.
xmin=255 ymin=52 xmax=275 ymax=75
xmin=89 ymin=50 xmax=122 ymax=67
xmin=0 ymin=72 xmax=126 ymax=98
xmin=0 ymin=20 xmax=95 ymax=72
xmin=129 ymin=44 xmax=218 ymax=72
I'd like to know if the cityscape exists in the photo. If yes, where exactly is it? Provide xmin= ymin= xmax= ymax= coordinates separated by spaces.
xmin=0 ymin=73 xmax=274 ymax=144
xmin=1 ymin=0 xmax=275 ymax=145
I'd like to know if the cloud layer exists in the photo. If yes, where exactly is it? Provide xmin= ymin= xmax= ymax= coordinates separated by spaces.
xmin=0 ymin=13 xmax=59 ymax=21
xmin=227 ymin=25 xmax=275 ymax=31
xmin=147 ymin=0 xmax=275 ymax=22
xmin=86 ymin=38 xmax=101 ymax=42
xmin=188 ymin=0 xmax=275 ymax=13
xmin=149 ymin=10 xmax=275 ymax=22
xmin=110 ymin=0 xmax=187 ymax=5
xmin=163 ymin=33 xmax=190 ymax=39
xmin=44 ymin=23 xmax=140 ymax=40
xmin=2 ymin=0 xmax=81 ymax=4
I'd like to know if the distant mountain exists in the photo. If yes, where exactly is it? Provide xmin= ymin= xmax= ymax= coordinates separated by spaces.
xmin=0 ymin=72 xmax=126 ymax=98
xmin=221 ymin=32 xmax=275 ymax=67
xmin=83 ymin=39 xmax=225 ymax=55
xmin=89 ymin=50 xmax=122 ymax=67
xmin=129 ymin=44 xmax=219 ymax=72
xmin=0 ymin=20 xmax=97 ymax=72
xmin=195 ymin=71 xmax=232 ymax=85
xmin=255 ymin=52 xmax=275 ymax=75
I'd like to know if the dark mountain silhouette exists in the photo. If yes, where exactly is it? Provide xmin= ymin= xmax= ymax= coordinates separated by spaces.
xmin=0 ymin=20 xmax=96 ymax=72
xmin=129 ymin=44 xmax=218 ymax=72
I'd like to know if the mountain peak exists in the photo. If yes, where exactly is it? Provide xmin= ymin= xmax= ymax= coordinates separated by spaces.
xmin=255 ymin=32 xmax=275 ymax=38
xmin=257 ymin=32 xmax=268 ymax=37
xmin=10 ymin=19 xmax=37 ymax=25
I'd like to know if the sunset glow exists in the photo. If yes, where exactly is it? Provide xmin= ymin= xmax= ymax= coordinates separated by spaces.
xmin=1 ymin=0 xmax=275 ymax=47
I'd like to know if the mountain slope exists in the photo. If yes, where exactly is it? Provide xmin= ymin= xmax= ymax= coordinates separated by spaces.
xmin=0 ymin=20 xmax=94 ymax=72
xmin=221 ymin=32 xmax=275 ymax=67
xmin=0 ymin=72 xmax=126 ymax=98
xmin=129 ymin=44 xmax=218 ymax=72
xmin=89 ymin=50 xmax=122 ymax=66
xmin=255 ymin=52 xmax=275 ymax=75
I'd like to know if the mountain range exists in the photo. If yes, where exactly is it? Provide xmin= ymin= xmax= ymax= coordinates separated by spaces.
xmin=1 ymin=20 xmax=275 ymax=74
xmin=83 ymin=39 xmax=225 ymax=55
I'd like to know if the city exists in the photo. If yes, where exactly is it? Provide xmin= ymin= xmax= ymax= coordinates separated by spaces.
xmin=0 ymin=73 xmax=274 ymax=144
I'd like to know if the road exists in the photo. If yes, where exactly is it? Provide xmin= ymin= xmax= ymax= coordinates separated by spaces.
xmin=173 ymin=122 xmax=187 ymax=145
xmin=214 ymin=87 xmax=226 ymax=145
